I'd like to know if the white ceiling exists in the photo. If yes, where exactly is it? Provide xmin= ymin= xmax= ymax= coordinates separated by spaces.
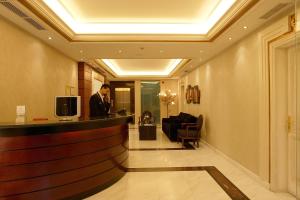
xmin=0 ymin=0 xmax=294 ymax=80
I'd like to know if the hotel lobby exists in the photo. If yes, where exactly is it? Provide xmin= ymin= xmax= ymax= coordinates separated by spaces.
xmin=0 ymin=0 xmax=299 ymax=199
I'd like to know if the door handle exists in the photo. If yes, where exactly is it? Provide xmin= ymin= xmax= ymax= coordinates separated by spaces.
xmin=287 ymin=116 xmax=292 ymax=133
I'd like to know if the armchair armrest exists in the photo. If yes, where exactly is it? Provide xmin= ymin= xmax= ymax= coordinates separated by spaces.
xmin=181 ymin=123 xmax=197 ymax=128
xmin=186 ymin=125 xmax=201 ymax=137
xmin=186 ymin=125 xmax=200 ymax=129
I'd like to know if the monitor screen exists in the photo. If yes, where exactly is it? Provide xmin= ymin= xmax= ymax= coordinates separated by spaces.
xmin=55 ymin=96 xmax=80 ymax=117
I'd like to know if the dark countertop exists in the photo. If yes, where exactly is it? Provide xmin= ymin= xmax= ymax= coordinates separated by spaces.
xmin=0 ymin=114 xmax=134 ymax=137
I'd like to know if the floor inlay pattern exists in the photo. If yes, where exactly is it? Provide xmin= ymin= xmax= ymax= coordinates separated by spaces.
xmin=129 ymin=142 xmax=195 ymax=151
xmin=126 ymin=166 xmax=250 ymax=200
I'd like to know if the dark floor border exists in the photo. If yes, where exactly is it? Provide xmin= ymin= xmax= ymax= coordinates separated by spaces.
xmin=126 ymin=166 xmax=250 ymax=200
xmin=129 ymin=142 xmax=195 ymax=151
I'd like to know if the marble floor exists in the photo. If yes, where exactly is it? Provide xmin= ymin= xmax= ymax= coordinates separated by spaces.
xmin=86 ymin=128 xmax=296 ymax=200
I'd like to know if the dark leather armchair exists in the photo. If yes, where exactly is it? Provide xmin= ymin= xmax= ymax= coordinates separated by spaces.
xmin=177 ymin=115 xmax=203 ymax=147
xmin=162 ymin=112 xmax=197 ymax=141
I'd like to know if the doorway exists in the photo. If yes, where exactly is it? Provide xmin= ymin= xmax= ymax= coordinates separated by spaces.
xmin=270 ymin=35 xmax=297 ymax=197
xmin=110 ymin=81 xmax=135 ymax=115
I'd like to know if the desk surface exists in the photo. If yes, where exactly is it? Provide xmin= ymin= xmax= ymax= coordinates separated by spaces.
xmin=0 ymin=114 xmax=134 ymax=137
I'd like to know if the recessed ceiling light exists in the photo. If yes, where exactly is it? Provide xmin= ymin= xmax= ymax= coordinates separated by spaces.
xmin=199 ymin=50 xmax=204 ymax=53
xmin=228 ymin=37 xmax=232 ymax=40
xmin=160 ymin=50 xmax=164 ymax=53
xmin=243 ymin=26 xmax=248 ymax=29
xmin=79 ymin=50 xmax=83 ymax=53
xmin=48 ymin=36 xmax=52 ymax=40
xmin=118 ymin=50 xmax=123 ymax=53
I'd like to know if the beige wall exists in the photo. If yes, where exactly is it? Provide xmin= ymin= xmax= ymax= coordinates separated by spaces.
xmin=0 ymin=16 xmax=78 ymax=122
xmin=180 ymin=29 xmax=260 ymax=175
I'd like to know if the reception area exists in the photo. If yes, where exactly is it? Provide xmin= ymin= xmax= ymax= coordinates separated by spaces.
xmin=0 ymin=0 xmax=299 ymax=199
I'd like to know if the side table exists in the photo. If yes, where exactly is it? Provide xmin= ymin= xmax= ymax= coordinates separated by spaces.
xmin=139 ymin=124 xmax=156 ymax=140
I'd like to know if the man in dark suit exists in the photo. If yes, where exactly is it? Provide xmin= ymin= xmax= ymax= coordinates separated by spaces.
xmin=89 ymin=84 xmax=111 ymax=117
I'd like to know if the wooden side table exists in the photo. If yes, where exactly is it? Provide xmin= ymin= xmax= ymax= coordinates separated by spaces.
xmin=139 ymin=124 xmax=156 ymax=140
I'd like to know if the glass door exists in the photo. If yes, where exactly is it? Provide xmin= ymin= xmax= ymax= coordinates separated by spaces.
xmin=141 ymin=81 xmax=160 ymax=124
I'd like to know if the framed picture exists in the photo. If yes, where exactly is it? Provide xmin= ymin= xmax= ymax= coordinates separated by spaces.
xmin=185 ymin=85 xmax=193 ymax=104
xmin=193 ymin=86 xmax=200 ymax=104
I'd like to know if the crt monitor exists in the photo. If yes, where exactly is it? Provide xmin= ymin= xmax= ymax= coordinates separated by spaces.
xmin=55 ymin=96 xmax=81 ymax=119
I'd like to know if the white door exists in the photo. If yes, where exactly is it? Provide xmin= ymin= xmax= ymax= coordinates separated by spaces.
xmin=287 ymin=47 xmax=297 ymax=196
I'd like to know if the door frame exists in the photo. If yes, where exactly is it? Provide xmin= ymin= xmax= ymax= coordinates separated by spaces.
xmin=269 ymin=32 xmax=298 ymax=192
xmin=258 ymin=14 xmax=295 ymax=187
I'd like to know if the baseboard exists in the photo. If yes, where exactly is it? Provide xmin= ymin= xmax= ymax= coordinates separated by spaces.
xmin=200 ymin=139 xmax=270 ymax=189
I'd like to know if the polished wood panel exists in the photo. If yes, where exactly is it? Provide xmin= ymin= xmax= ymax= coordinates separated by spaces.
xmin=78 ymin=62 xmax=92 ymax=120
xmin=0 ymin=134 xmax=124 ymax=165
xmin=0 ymin=152 xmax=128 ymax=196
xmin=0 ymin=119 xmax=129 ymax=199
xmin=2 ymin=168 xmax=125 ymax=200
xmin=0 ymin=146 xmax=126 ymax=181
xmin=0 ymin=126 xmax=126 ymax=151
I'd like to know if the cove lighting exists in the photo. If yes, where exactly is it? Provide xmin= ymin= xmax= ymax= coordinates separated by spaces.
xmin=43 ymin=0 xmax=236 ymax=34
xmin=101 ymin=59 xmax=183 ymax=76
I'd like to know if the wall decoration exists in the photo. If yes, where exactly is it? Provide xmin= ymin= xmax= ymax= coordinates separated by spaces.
xmin=193 ymin=86 xmax=200 ymax=104
xmin=185 ymin=85 xmax=193 ymax=104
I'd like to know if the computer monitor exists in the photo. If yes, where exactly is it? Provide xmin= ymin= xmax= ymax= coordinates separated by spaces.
xmin=55 ymin=96 xmax=81 ymax=120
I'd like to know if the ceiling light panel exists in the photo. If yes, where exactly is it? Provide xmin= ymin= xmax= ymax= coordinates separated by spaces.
xmin=101 ymin=59 xmax=183 ymax=76
xmin=43 ymin=0 xmax=236 ymax=34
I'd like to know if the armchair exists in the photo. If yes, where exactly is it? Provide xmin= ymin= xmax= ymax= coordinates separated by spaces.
xmin=177 ymin=115 xmax=203 ymax=147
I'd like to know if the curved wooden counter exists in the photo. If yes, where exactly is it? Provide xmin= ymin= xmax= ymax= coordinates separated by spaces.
xmin=0 ymin=115 xmax=133 ymax=200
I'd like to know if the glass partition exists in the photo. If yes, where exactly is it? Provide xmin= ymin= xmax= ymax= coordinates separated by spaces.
xmin=141 ymin=81 xmax=160 ymax=124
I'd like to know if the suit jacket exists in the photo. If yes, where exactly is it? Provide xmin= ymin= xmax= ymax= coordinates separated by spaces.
xmin=89 ymin=93 xmax=110 ymax=117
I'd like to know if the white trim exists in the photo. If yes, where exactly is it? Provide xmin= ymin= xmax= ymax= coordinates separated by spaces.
xmin=200 ymin=140 xmax=270 ymax=189
xmin=269 ymin=32 xmax=296 ymax=192
xmin=258 ymin=15 xmax=291 ymax=184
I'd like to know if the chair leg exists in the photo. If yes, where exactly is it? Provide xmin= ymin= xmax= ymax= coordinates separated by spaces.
xmin=181 ymin=138 xmax=185 ymax=147
xmin=197 ymin=140 xmax=199 ymax=148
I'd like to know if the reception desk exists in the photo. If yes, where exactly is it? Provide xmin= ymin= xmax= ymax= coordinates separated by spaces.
xmin=0 ymin=115 xmax=133 ymax=200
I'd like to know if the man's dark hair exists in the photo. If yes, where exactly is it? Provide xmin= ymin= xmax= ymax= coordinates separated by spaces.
xmin=101 ymin=84 xmax=110 ymax=89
